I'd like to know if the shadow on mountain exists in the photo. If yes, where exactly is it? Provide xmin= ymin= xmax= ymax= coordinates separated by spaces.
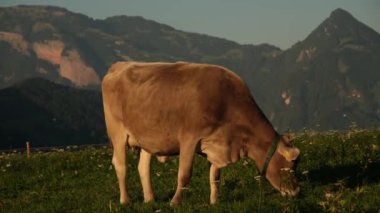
xmin=0 ymin=78 xmax=107 ymax=150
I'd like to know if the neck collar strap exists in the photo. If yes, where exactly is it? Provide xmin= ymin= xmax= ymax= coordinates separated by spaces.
xmin=260 ymin=134 xmax=281 ymax=176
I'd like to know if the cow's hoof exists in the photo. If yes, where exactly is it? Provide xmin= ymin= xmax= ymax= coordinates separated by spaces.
xmin=120 ymin=201 xmax=130 ymax=205
xmin=144 ymin=198 xmax=155 ymax=203
xmin=210 ymin=200 xmax=217 ymax=205
xmin=169 ymin=202 xmax=179 ymax=207
xmin=169 ymin=199 xmax=182 ymax=207
xmin=120 ymin=197 xmax=131 ymax=205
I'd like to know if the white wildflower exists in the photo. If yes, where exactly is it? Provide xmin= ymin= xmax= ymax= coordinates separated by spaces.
xmin=254 ymin=176 xmax=261 ymax=181
xmin=325 ymin=192 xmax=333 ymax=199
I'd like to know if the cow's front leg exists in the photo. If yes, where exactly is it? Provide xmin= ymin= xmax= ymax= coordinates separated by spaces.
xmin=170 ymin=142 xmax=197 ymax=205
xmin=209 ymin=164 xmax=220 ymax=204
xmin=138 ymin=149 xmax=154 ymax=202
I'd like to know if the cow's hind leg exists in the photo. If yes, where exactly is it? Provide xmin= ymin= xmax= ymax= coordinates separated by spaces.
xmin=209 ymin=164 xmax=220 ymax=204
xmin=112 ymin=133 xmax=129 ymax=204
xmin=170 ymin=140 xmax=198 ymax=205
xmin=107 ymin=119 xmax=129 ymax=204
xmin=138 ymin=149 xmax=154 ymax=202
xmin=103 ymin=79 xmax=130 ymax=204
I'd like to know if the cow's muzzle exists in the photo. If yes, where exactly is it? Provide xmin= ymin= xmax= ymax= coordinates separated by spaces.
xmin=279 ymin=168 xmax=299 ymax=197
xmin=281 ymin=186 xmax=300 ymax=197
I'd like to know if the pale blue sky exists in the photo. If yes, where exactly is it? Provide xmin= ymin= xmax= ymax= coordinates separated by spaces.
xmin=1 ymin=0 xmax=379 ymax=49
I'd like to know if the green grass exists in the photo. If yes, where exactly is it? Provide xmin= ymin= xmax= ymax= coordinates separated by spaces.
xmin=1 ymin=130 xmax=379 ymax=212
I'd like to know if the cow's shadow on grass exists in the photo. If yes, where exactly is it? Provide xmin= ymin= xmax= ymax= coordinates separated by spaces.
xmin=305 ymin=161 xmax=380 ymax=188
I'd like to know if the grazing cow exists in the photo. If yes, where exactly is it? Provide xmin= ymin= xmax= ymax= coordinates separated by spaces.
xmin=102 ymin=61 xmax=300 ymax=205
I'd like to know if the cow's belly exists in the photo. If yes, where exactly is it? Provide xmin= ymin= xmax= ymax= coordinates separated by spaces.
xmin=141 ymin=139 xmax=180 ymax=155
xmin=127 ymin=133 xmax=180 ymax=155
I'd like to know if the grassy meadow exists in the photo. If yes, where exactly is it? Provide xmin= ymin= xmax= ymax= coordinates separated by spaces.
xmin=0 ymin=129 xmax=379 ymax=212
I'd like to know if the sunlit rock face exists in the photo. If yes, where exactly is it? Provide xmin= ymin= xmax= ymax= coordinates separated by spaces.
xmin=33 ymin=40 xmax=100 ymax=86
xmin=60 ymin=50 xmax=101 ymax=86
xmin=0 ymin=31 xmax=30 ymax=55
xmin=33 ymin=40 xmax=64 ymax=65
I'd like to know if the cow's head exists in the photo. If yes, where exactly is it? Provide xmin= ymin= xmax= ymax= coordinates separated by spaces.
xmin=247 ymin=134 xmax=300 ymax=196
xmin=264 ymin=135 xmax=300 ymax=196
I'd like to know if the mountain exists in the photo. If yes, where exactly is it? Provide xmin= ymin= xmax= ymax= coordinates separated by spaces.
xmin=0 ymin=5 xmax=277 ymax=89
xmin=252 ymin=8 xmax=380 ymax=131
xmin=0 ymin=6 xmax=379 ymax=138
xmin=0 ymin=78 xmax=105 ymax=149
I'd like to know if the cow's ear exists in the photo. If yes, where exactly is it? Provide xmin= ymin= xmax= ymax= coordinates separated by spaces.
xmin=282 ymin=133 xmax=295 ymax=144
xmin=278 ymin=142 xmax=300 ymax=162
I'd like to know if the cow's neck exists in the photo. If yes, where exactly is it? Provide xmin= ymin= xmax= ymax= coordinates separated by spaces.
xmin=230 ymin=95 xmax=279 ymax=170
xmin=244 ymin=109 xmax=278 ymax=173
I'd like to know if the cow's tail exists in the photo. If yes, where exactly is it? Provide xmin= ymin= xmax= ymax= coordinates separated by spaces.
xmin=102 ymin=72 xmax=127 ymax=149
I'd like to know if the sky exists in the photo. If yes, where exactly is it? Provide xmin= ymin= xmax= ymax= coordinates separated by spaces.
xmin=1 ymin=0 xmax=380 ymax=49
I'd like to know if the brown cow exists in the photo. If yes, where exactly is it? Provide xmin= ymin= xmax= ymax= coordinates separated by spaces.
xmin=102 ymin=61 xmax=300 ymax=205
